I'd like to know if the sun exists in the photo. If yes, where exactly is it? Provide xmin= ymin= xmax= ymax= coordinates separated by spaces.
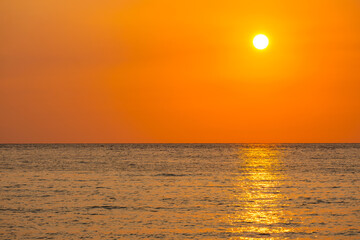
xmin=253 ymin=34 xmax=269 ymax=50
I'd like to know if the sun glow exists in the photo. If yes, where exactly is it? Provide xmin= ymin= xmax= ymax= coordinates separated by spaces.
xmin=253 ymin=34 xmax=269 ymax=50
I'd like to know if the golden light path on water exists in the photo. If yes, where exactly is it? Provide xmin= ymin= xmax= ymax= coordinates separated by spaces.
xmin=224 ymin=145 xmax=292 ymax=238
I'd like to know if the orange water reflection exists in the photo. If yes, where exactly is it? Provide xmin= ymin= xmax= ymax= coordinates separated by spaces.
xmin=225 ymin=145 xmax=292 ymax=237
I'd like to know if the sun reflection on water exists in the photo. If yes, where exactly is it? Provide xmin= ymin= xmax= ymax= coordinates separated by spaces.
xmin=225 ymin=145 xmax=292 ymax=237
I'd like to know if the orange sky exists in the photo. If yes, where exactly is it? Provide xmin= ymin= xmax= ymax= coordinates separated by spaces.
xmin=1 ymin=0 xmax=359 ymax=143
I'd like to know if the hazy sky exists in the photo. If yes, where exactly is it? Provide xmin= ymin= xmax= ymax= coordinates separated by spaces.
xmin=1 ymin=0 xmax=359 ymax=143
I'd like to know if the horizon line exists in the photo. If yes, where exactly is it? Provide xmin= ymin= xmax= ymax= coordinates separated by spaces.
xmin=1 ymin=142 xmax=359 ymax=144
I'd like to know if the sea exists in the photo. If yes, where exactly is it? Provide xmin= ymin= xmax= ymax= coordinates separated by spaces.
xmin=0 ymin=144 xmax=359 ymax=239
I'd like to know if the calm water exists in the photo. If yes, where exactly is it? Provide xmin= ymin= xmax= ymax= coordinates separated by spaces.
xmin=0 ymin=144 xmax=359 ymax=239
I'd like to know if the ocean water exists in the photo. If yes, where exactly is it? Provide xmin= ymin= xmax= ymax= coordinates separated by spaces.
xmin=0 ymin=144 xmax=359 ymax=239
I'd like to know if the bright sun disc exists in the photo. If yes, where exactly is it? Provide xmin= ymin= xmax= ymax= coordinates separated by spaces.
xmin=253 ymin=34 xmax=269 ymax=50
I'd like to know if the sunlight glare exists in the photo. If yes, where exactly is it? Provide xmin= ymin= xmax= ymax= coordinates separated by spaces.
xmin=253 ymin=34 xmax=269 ymax=50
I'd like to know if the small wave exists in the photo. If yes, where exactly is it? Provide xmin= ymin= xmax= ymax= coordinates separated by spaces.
xmin=86 ymin=205 xmax=127 ymax=210
xmin=155 ymin=173 xmax=188 ymax=177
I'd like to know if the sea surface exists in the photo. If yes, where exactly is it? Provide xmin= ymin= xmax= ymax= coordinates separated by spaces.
xmin=0 ymin=144 xmax=359 ymax=239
